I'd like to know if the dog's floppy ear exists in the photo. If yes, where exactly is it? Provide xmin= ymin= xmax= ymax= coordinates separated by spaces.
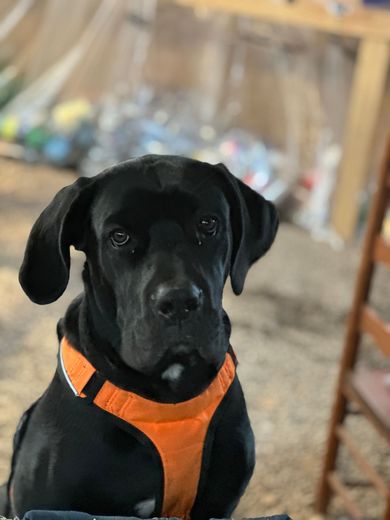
xmin=19 ymin=176 xmax=95 ymax=304
xmin=215 ymin=163 xmax=279 ymax=295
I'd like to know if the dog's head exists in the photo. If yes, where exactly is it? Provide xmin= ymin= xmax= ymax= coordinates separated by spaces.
xmin=19 ymin=155 xmax=278 ymax=397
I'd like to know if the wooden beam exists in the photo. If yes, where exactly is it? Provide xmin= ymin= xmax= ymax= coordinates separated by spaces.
xmin=170 ymin=0 xmax=390 ymax=40
xmin=330 ymin=39 xmax=389 ymax=240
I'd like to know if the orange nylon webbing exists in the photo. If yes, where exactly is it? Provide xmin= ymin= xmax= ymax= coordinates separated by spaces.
xmin=60 ymin=337 xmax=236 ymax=519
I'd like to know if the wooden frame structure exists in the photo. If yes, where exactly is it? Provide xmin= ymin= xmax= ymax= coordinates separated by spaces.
xmin=315 ymin=135 xmax=390 ymax=519
xmin=170 ymin=0 xmax=390 ymax=240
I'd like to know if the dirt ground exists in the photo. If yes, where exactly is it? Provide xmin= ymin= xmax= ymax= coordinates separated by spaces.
xmin=0 ymin=159 xmax=388 ymax=519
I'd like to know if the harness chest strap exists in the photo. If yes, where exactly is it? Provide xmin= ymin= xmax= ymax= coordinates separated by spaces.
xmin=59 ymin=338 xmax=236 ymax=520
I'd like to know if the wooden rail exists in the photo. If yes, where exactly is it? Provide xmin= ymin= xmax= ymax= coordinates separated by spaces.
xmin=336 ymin=425 xmax=388 ymax=498
xmin=171 ymin=0 xmax=390 ymax=40
xmin=373 ymin=236 xmax=390 ymax=269
xmin=360 ymin=306 xmax=390 ymax=357
xmin=327 ymin=471 xmax=363 ymax=520
xmin=343 ymin=373 xmax=390 ymax=443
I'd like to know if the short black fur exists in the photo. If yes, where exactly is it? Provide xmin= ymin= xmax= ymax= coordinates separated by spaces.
xmin=1 ymin=155 xmax=278 ymax=519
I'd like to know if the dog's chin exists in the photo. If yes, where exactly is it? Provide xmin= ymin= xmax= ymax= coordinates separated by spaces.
xmin=156 ymin=354 xmax=220 ymax=399
xmin=120 ymin=347 xmax=222 ymax=400
xmin=117 ymin=329 xmax=228 ymax=400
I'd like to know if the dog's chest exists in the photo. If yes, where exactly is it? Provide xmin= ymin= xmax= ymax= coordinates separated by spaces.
xmin=56 ymin=403 xmax=162 ymax=514
xmin=13 ymin=377 xmax=162 ymax=517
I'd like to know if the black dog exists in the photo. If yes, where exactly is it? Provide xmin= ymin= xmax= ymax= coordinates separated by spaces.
xmin=1 ymin=155 xmax=278 ymax=520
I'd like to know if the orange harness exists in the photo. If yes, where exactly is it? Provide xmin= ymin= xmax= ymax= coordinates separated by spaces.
xmin=59 ymin=337 xmax=236 ymax=519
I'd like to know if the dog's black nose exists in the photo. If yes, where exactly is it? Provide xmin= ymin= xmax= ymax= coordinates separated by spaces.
xmin=152 ymin=283 xmax=202 ymax=321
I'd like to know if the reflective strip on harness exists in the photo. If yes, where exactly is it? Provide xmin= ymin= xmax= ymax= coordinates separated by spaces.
xmin=59 ymin=337 xmax=236 ymax=520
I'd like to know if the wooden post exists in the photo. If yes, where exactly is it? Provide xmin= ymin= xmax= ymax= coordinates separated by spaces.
xmin=330 ymin=38 xmax=389 ymax=241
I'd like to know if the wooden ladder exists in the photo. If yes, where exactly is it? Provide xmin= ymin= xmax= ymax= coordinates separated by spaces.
xmin=315 ymin=136 xmax=390 ymax=519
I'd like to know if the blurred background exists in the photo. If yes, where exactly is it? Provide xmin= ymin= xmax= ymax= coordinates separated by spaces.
xmin=0 ymin=0 xmax=389 ymax=519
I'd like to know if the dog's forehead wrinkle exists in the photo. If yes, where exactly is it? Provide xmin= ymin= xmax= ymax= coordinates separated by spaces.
xmin=151 ymin=163 xmax=186 ymax=189
xmin=106 ymin=160 xmax=189 ymax=191
xmin=92 ymin=166 xmax=229 ymax=230
xmin=99 ymin=158 xmax=222 ymax=197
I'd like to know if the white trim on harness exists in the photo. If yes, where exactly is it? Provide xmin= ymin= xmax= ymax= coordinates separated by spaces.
xmin=59 ymin=342 xmax=79 ymax=396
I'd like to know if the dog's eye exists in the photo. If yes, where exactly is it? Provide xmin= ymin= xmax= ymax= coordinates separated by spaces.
xmin=198 ymin=216 xmax=218 ymax=236
xmin=110 ymin=229 xmax=130 ymax=247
